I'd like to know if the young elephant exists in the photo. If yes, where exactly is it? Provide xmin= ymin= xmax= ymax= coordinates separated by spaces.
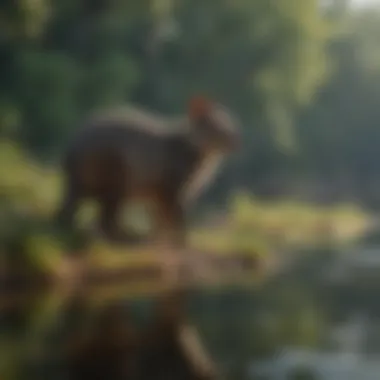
xmin=54 ymin=96 xmax=240 ymax=247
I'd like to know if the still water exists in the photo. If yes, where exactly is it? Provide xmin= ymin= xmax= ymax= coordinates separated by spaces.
xmin=0 ymin=284 xmax=259 ymax=380
xmin=4 ymin=277 xmax=377 ymax=380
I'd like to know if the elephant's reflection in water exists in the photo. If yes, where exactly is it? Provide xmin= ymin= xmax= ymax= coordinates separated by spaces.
xmin=65 ymin=290 xmax=219 ymax=380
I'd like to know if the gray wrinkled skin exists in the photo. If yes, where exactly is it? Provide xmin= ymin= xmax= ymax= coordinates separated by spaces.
xmin=55 ymin=102 xmax=240 ymax=246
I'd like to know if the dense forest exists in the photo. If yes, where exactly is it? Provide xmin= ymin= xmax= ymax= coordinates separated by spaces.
xmin=1 ymin=0 xmax=380 ymax=210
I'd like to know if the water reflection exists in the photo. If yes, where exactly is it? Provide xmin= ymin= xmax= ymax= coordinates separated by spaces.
xmin=3 ymin=273 xmax=380 ymax=380
xmin=1 ymin=285 xmax=250 ymax=380
xmin=65 ymin=299 xmax=139 ymax=380
xmin=0 ymin=283 xmax=307 ymax=380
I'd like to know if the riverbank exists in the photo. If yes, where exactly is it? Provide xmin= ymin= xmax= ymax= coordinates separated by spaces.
xmin=0 ymin=244 xmax=263 ymax=297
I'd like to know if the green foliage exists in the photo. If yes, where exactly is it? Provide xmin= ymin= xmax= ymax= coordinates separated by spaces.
xmin=227 ymin=192 xmax=369 ymax=248
xmin=0 ymin=214 xmax=64 ymax=274
xmin=0 ymin=0 xmax=50 ymax=40
xmin=0 ymin=0 xmax=378 ymax=208
xmin=288 ymin=366 xmax=319 ymax=380
xmin=0 ymin=140 xmax=60 ymax=215
xmin=297 ymin=6 xmax=380 ymax=207
xmin=0 ymin=0 xmax=333 ymax=188
xmin=0 ymin=0 xmax=379 ymax=278
xmin=0 ymin=137 xmax=371 ymax=276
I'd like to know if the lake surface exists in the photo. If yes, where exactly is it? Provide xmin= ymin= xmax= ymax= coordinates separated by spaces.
xmin=2 ymin=269 xmax=378 ymax=380
xmin=0 ymin=284 xmax=260 ymax=380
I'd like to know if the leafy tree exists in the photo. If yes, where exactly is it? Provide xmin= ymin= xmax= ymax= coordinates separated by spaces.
xmin=1 ymin=0 xmax=332 ymax=202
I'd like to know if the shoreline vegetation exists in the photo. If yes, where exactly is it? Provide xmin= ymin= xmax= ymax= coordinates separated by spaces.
xmin=0 ymin=140 xmax=373 ymax=291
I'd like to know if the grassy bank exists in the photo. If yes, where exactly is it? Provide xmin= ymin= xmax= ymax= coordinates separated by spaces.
xmin=0 ymin=140 xmax=373 ymax=283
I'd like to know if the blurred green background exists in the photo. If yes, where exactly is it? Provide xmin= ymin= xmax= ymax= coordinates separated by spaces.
xmin=2 ymin=1 xmax=380 ymax=379
xmin=0 ymin=0 xmax=377 ymax=267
